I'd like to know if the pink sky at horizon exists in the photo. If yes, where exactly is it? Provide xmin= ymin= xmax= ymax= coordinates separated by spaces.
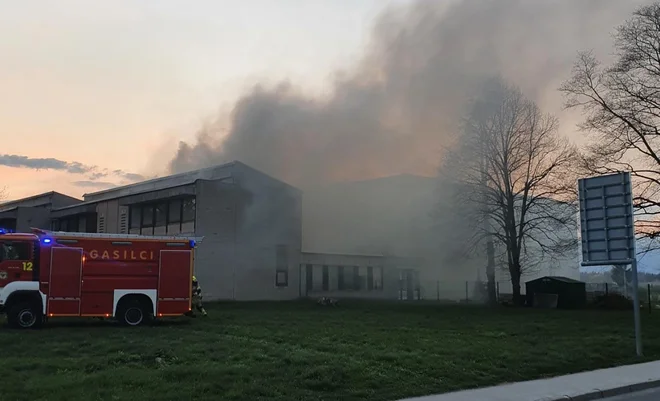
xmin=1 ymin=0 xmax=412 ymax=200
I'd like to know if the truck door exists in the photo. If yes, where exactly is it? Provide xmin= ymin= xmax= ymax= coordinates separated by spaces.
xmin=47 ymin=247 xmax=83 ymax=316
xmin=0 ymin=239 xmax=36 ymax=286
xmin=157 ymin=249 xmax=193 ymax=315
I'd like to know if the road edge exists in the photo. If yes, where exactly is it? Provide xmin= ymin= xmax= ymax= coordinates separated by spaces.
xmin=555 ymin=379 xmax=660 ymax=400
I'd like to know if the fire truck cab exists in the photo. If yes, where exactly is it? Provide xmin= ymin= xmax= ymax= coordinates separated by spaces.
xmin=0 ymin=228 xmax=203 ymax=329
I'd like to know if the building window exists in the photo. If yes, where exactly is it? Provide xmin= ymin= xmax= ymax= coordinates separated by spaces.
xmin=275 ymin=244 xmax=288 ymax=287
xmin=141 ymin=204 xmax=154 ymax=235
xmin=168 ymin=199 xmax=182 ymax=234
xmin=276 ymin=271 xmax=288 ymax=287
xmin=337 ymin=266 xmax=345 ymax=290
xmin=374 ymin=267 xmax=383 ymax=290
xmin=322 ymin=265 xmax=329 ymax=291
xmin=154 ymin=202 xmax=167 ymax=235
xmin=181 ymin=198 xmax=196 ymax=233
xmin=129 ymin=196 xmax=196 ymax=236
xmin=129 ymin=206 xmax=141 ymax=234
xmin=52 ymin=213 xmax=97 ymax=233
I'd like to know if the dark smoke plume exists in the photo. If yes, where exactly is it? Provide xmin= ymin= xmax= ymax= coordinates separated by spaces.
xmin=169 ymin=0 xmax=649 ymax=188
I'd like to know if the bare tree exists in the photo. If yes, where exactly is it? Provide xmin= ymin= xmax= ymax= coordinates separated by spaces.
xmin=439 ymin=77 xmax=579 ymax=305
xmin=560 ymin=3 xmax=660 ymax=245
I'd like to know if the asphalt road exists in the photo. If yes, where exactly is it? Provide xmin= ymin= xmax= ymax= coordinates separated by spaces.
xmin=603 ymin=387 xmax=660 ymax=400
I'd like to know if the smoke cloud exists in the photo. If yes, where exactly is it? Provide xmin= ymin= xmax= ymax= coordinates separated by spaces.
xmin=0 ymin=154 xmax=145 ymax=183
xmin=169 ymin=0 xmax=649 ymax=188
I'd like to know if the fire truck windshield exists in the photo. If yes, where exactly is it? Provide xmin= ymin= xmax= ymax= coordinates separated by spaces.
xmin=1 ymin=244 xmax=19 ymax=261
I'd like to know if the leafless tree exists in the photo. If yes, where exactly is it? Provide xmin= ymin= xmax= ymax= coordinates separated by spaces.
xmin=560 ymin=3 xmax=660 ymax=246
xmin=439 ymin=77 xmax=579 ymax=305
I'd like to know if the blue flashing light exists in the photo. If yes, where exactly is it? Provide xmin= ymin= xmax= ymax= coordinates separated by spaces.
xmin=189 ymin=239 xmax=196 ymax=248
xmin=42 ymin=238 xmax=52 ymax=244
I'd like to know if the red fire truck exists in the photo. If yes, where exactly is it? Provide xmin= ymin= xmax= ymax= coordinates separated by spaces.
xmin=0 ymin=228 xmax=203 ymax=329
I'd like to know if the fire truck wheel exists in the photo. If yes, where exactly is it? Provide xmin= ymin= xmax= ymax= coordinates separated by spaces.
xmin=7 ymin=301 xmax=43 ymax=330
xmin=117 ymin=298 xmax=152 ymax=327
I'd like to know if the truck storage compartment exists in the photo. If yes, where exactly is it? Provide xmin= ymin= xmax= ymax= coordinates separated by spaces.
xmin=48 ymin=247 xmax=83 ymax=316
xmin=157 ymin=249 xmax=192 ymax=315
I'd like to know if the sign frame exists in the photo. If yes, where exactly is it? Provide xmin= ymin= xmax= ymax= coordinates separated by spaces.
xmin=578 ymin=171 xmax=635 ymax=266
xmin=578 ymin=171 xmax=642 ymax=356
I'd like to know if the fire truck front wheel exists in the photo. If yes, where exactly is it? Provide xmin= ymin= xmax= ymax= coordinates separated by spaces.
xmin=116 ymin=297 xmax=153 ymax=327
xmin=7 ymin=301 xmax=43 ymax=330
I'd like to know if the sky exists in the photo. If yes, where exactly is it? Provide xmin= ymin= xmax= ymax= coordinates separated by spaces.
xmin=0 ymin=0 xmax=652 ymax=201
xmin=0 ymin=0 xmax=413 ymax=200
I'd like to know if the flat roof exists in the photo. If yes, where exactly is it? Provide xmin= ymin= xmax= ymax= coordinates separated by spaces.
xmin=1 ymin=191 xmax=59 ymax=207
xmin=80 ymin=160 xmax=301 ymax=204
xmin=50 ymin=182 xmax=201 ymax=218
xmin=83 ymin=161 xmax=238 ymax=199
xmin=0 ymin=191 xmax=81 ymax=212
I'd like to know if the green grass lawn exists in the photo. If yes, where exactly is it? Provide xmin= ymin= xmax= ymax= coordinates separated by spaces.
xmin=1 ymin=301 xmax=660 ymax=401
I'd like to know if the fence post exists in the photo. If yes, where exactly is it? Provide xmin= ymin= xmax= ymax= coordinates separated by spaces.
xmin=436 ymin=281 xmax=440 ymax=301
xmin=465 ymin=281 xmax=469 ymax=303
xmin=649 ymin=284 xmax=652 ymax=314
xmin=496 ymin=281 xmax=500 ymax=302
xmin=605 ymin=283 xmax=609 ymax=297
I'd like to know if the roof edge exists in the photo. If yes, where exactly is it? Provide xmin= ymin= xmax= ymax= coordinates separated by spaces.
xmin=0 ymin=191 xmax=81 ymax=208
xmin=83 ymin=161 xmax=238 ymax=198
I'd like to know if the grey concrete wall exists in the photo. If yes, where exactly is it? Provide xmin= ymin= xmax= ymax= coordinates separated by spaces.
xmin=15 ymin=206 xmax=51 ymax=231
xmin=231 ymin=165 xmax=302 ymax=301
xmin=194 ymin=180 xmax=240 ymax=300
xmin=194 ymin=171 xmax=302 ymax=301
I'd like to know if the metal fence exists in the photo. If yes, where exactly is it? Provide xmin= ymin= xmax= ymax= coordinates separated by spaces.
xmin=416 ymin=280 xmax=525 ymax=303
xmin=306 ymin=276 xmax=660 ymax=310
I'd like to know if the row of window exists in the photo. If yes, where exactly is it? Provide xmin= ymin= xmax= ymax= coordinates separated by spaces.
xmin=305 ymin=264 xmax=384 ymax=292
xmin=51 ymin=213 xmax=97 ymax=233
xmin=129 ymin=197 xmax=196 ymax=235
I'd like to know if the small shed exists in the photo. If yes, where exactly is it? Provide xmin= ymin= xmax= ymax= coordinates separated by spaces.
xmin=525 ymin=276 xmax=587 ymax=309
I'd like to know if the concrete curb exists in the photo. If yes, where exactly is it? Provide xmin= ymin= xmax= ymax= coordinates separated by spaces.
xmin=543 ymin=379 xmax=660 ymax=400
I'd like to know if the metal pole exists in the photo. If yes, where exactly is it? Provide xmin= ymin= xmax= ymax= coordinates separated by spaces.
xmin=630 ymin=259 xmax=643 ymax=356
xmin=627 ymin=172 xmax=642 ymax=357
xmin=648 ymin=284 xmax=652 ymax=314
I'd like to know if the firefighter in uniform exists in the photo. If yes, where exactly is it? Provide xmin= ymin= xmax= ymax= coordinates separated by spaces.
xmin=190 ymin=275 xmax=208 ymax=317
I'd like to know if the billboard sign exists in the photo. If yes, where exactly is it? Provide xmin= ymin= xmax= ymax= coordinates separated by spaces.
xmin=578 ymin=172 xmax=635 ymax=266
